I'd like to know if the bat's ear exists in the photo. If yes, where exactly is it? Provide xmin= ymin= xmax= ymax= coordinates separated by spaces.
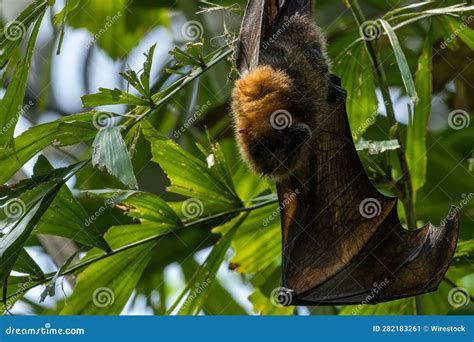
xmin=235 ymin=0 xmax=280 ymax=73
xmin=235 ymin=0 xmax=315 ymax=73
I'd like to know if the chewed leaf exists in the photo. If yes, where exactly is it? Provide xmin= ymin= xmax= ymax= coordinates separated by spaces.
xmin=84 ymin=190 xmax=182 ymax=226
xmin=356 ymin=140 xmax=401 ymax=155
xmin=92 ymin=127 xmax=138 ymax=189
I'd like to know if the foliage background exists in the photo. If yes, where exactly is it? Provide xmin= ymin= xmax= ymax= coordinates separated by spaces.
xmin=0 ymin=0 xmax=473 ymax=315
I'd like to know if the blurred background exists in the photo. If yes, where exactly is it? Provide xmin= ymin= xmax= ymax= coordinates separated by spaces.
xmin=1 ymin=0 xmax=473 ymax=315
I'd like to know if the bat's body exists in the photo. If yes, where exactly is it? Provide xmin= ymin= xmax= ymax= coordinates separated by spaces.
xmin=232 ymin=0 xmax=459 ymax=305
xmin=232 ymin=1 xmax=328 ymax=180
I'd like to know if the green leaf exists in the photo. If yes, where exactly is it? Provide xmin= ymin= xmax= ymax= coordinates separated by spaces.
xmin=0 ymin=111 xmax=101 ymax=184
xmin=144 ymin=123 xmax=241 ymax=209
xmin=229 ymin=205 xmax=281 ymax=275
xmin=60 ymin=242 xmax=155 ymax=315
xmin=168 ymin=214 xmax=246 ymax=315
xmin=82 ymin=88 xmax=150 ymax=108
xmin=13 ymin=248 xmax=45 ymax=280
xmin=181 ymin=258 xmax=246 ymax=315
xmin=379 ymin=19 xmax=418 ymax=103
xmin=66 ymin=0 xmax=169 ymax=59
xmin=84 ymin=190 xmax=182 ymax=226
xmin=438 ymin=16 xmax=474 ymax=50
xmin=140 ymin=44 xmax=157 ymax=98
xmin=0 ymin=0 xmax=49 ymax=66
xmin=406 ymin=31 xmax=433 ymax=199
xmin=0 ymin=162 xmax=83 ymax=303
xmin=33 ymin=156 xmax=110 ymax=251
xmin=0 ymin=11 xmax=44 ymax=147
xmin=421 ymin=281 xmax=454 ymax=315
xmin=92 ymin=127 xmax=138 ymax=189
xmin=334 ymin=44 xmax=378 ymax=141
xmin=248 ymin=265 xmax=294 ymax=315
xmin=452 ymin=240 xmax=474 ymax=267
xmin=383 ymin=1 xmax=433 ymax=19
xmin=248 ymin=288 xmax=295 ymax=315
xmin=53 ymin=0 xmax=80 ymax=25
xmin=340 ymin=298 xmax=415 ymax=315
xmin=232 ymin=163 xmax=273 ymax=201
xmin=56 ymin=121 xmax=99 ymax=145
xmin=0 ymin=276 xmax=36 ymax=313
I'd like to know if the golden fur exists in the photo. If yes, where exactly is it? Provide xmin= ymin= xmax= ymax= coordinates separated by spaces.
xmin=232 ymin=13 xmax=330 ymax=181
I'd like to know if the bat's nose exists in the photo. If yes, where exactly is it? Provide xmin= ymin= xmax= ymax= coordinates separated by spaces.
xmin=288 ymin=123 xmax=313 ymax=143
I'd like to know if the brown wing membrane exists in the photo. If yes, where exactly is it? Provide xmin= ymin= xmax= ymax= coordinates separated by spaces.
xmin=235 ymin=0 xmax=314 ymax=73
xmin=235 ymin=0 xmax=280 ymax=73
xmin=277 ymin=76 xmax=459 ymax=305
xmin=235 ymin=0 xmax=460 ymax=306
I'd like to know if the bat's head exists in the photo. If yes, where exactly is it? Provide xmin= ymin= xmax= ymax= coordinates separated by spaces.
xmin=232 ymin=0 xmax=330 ymax=180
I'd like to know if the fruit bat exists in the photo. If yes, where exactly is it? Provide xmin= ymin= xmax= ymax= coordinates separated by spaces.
xmin=231 ymin=0 xmax=460 ymax=305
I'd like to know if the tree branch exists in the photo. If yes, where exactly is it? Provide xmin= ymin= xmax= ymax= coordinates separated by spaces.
xmin=6 ymin=197 xmax=278 ymax=301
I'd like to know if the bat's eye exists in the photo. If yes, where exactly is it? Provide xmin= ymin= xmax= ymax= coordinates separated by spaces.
xmin=309 ymin=47 xmax=322 ymax=58
xmin=308 ymin=48 xmax=329 ymax=72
